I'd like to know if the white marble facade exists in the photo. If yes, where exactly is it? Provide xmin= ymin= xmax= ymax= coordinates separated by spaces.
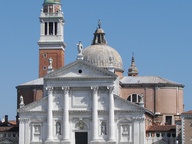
xmin=18 ymin=60 xmax=146 ymax=144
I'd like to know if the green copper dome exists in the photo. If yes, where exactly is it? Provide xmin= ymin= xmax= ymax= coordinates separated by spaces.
xmin=44 ymin=0 xmax=61 ymax=4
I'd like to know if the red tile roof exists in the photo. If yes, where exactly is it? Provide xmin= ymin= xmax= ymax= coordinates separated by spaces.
xmin=146 ymin=125 xmax=176 ymax=132
xmin=182 ymin=110 xmax=192 ymax=114
xmin=0 ymin=126 xmax=19 ymax=132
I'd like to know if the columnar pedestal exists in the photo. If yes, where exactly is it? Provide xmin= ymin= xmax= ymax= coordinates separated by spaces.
xmin=45 ymin=87 xmax=53 ymax=143
xmin=91 ymin=86 xmax=99 ymax=141
xmin=108 ymin=86 xmax=116 ymax=142
xmin=62 ymin=87 xmax=70 ymax=144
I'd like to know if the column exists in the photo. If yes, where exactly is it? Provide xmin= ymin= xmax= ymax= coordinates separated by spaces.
xmin=53 ymin=22 xmax=55 ymax=35
xmin=108 ymin=86 xmax=115 ymax=142
xmin=62 ymin=87 xmax=70 ymax=143
xmin=91 ymin=86 xmax=99 ymax=141
xmin=46 ymin=87 xmax=53 ymax=142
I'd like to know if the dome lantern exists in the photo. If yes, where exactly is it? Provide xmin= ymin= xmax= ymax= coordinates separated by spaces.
xmin=128 ymin=53 xmax=139 ymax=76
xmin=83 ymin=21 xmax=124 ymax=76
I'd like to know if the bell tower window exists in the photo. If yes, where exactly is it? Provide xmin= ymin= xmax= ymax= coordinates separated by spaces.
xmin=45 ymin=22 xmax=47 ymax=35
xmin=55 ymin=22 xmax=58 ymax=35
xmin=49 ymin=22 xmax=53 ymax=35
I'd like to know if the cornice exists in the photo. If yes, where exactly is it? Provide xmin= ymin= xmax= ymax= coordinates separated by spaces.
xmin=44 ymin=76 xmax=116 ymax=81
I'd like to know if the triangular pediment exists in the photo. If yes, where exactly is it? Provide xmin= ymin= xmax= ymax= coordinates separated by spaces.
xmin=114 ymin=95 xmax=146 ymax=112
xmin=18 ymin=97 xmax=48 ymax=113
xmin=45 ymin=60 xmax=117 ymax=79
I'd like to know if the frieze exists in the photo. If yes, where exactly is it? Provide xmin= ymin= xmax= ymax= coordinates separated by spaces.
xmin=132 ymin=117 xmax=145 ymax=122
xmin=30 ymin=117 xmax=47 ymax=122
xmin=53 ymin=89 xmax=63 ymax=94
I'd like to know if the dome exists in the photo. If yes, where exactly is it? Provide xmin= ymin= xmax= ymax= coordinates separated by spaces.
xmin=83 ymin=45 xmax=123 ymax=71
xmin=44 ymin=0 xmax=61 ymax=4
xmin=83 ymin=21 xmax=123 ymax=72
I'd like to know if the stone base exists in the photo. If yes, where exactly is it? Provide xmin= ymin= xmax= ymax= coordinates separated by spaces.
xmin=44 ymin=141 xmax=54 ymax=144
xmin=77 ymin=54 xmax=84 ymax=60
xmin=107 ymin=141 xmax=116 ymax=144
xmin=90 ymin=141 xmax=116 ymax=144
xmin=61 ymin=140 xmax=71 ymax=144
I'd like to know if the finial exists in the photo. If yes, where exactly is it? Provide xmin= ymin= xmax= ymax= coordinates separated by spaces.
xmin=98 ymin=20 xmax=101 ymax=28
xmin=76 ymin=41 xmax=84 ymax=60
xmin=132 ymin=52 xmax=135 ymax=62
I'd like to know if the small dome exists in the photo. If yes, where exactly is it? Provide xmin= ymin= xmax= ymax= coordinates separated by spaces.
xmin=95 ymin=28 xmax=105 ymax=34
xmin=44 ymin=0 xmax=61 ymax=4
xmin=83 ymin=21 xmax=123 ymax=72
xmin=128 ymin=54 xmax=139 ymax=76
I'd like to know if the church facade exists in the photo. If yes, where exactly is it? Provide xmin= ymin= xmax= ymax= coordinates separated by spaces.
xmin=18 ymin=60 xmax=147 ymax=144
xmin=17 ymin=0 xmax=185 ymax=144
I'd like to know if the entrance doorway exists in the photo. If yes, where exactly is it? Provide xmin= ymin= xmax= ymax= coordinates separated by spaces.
xmin=75 ymin=132 xmax=88 ymax=144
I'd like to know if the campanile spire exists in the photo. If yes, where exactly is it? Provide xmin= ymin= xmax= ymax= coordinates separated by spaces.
xmin=38 ymin=0 xmax=66 ymax=77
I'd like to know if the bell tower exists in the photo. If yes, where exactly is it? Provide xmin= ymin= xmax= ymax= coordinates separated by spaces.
xmin=38 ymin=0 xmax=66 ymax=78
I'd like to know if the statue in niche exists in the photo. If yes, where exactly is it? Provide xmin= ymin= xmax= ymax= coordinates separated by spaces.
xmin=122 ymin=126 xmax=129 ymax=135
xmin=56 ymin=122 xmax=61 ymax=135
xmin=34 ymin=125 xmax=40 ymax=135
xmin=101 ymin=122 xmax=106 ymax=135
xmin=78 ymin=120 xmax=84 ymax=130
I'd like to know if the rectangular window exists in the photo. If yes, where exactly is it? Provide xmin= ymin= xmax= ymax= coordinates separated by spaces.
xmin=55 ymin=22 xmax=57 ymax=35
xmin=45 ymin=22 xmax=47 ymax=35
xmin=49 ymin=22 xmax=53 ymax=35
xmin=166 ymin=116 xmax=172 ymax=125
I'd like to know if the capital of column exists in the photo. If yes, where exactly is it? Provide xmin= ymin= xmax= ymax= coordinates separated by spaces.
xmin=91 ymin=86 xmax=99 ymax=94
xmin=46 ymin=87 xmax=53 ymax=95
xmin=19 ymin=118 xmax=30 ymax=124
xmin=62 ymin=87 xmax=70 ymax=94
xmin=107 ymin=86 xmax=114 ymax=94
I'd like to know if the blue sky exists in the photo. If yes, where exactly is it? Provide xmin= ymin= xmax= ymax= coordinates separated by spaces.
xmin=0 ymin=0 xmax=192 ymax=120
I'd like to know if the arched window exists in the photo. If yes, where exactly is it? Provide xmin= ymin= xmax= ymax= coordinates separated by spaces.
xmin=127 ymin=94 xmax=142 ymax=103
